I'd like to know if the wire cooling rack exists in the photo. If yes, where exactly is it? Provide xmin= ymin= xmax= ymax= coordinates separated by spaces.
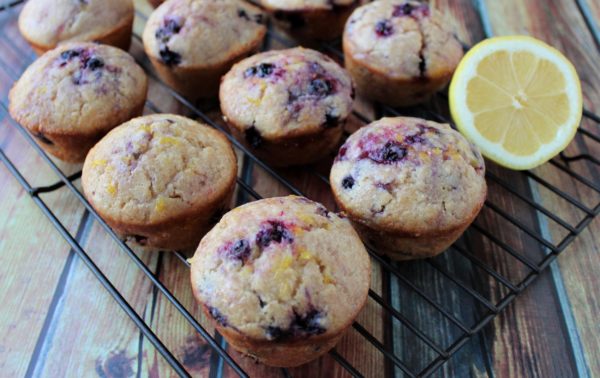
xmin=1 ymin=1 xmax=599 ymax=377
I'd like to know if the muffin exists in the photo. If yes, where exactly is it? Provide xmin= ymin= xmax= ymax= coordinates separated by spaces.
xmin=343 ymin=0 xmax=464 ymax=107
xmin=18 ymin=0 xmax=134 ymax=55
xmin=143 ymin=0 xmax=267 ymax=99
xmin=258 ymin=0 xmax=359 ymax=42
xmin=190 ymin=196 xmax=370 ymax=366
xmin=220 ymin=47 xmax=354 ymax=167
xmin=82 ymin=114 xmax=238 ymax=251
xmin=330 ymin=117 xmax=486 ymax=260
xmin=9 ymin=42 xmax=147 ymax=162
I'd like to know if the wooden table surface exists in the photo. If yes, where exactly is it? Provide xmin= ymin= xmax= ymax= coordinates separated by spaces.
xmin=1 ymin=0 xmax=599 ymax=377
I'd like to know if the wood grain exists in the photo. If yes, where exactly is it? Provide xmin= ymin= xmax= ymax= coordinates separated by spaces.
xmin=0 ymin=0 xmax=599 ymax=377
xmin=0 ymin=160 xmax=85 ymax=377
xmin=0 ymin=8 xmax=87 ymax=377
xmin=33 ymin=221 xmax=159 ymax=377
xmin=482 ymin=1 xmax=600 ymax=376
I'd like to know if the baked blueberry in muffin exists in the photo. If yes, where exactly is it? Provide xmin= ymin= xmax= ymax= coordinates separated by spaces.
xmin=143 ymin=0 xmax=266 ymax=99
xmin=343 ymin=0 xmax=464 ymax=106
xmin=190 ymin=196 xmax=370 ymax=367
xmin=220 ymin=47 xmax=354 ymax=166
xmin=330 ymin=117 xmax=486 ymax=260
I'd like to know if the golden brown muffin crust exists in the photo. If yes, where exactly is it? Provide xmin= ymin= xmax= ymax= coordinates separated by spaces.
xmin=143 ymin=0 xmax=266 ymax=69
xmin=190 ymin=196 xmax=370 ymax=342
xmin=18 ymin=0 xmax=133 ymax=51
xmin=9 ymin=42 xmax=147 ymax=161
xmin=220 ymin=47 xmax=354 ymax=140
xmin=330 ymin=117 xmax=486 ymax=236
xmin=82 ymin=114 xmax=237 ymax=227
xmin=343 ymin=0 xmax=463 ymax=80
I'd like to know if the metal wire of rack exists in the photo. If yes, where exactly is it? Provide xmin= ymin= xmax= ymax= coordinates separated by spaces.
xmin=0 ymin=1 xmax=599 ymax=377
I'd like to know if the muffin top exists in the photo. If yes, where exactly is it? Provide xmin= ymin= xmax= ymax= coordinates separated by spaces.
xmin=9 ymin=42 xmax=147 ymax=135
xmin=330 ymin=117 xmax=486 ymax=234
xmin=82 ymin=114 xmax=237 ymax=226
xmin=220 ymin=47 xmax=354 ymax=141
xmin=190 ymin=196 xmax=370 ymax=341
xmin=258 ymin=0 xmax=355 ymax=11
xmin=18 ymin=0 xmax=133 ymax=50
xmin=143 ymin=0 xmax=266 ymax=68
xmin=343 ymin=0 xmax=463 ymax=80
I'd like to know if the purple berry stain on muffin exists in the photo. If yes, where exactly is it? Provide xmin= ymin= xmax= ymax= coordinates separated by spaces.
xmin=265 ymin=309 xmax=326 ymax=341
xmin=392 ymin=2 xmax=430 ymax=18
xmin=245 ymin=126 xmax=263 ymax=148
xmin=207 ymin=306 xmax=228 ymax=327
xmin=159 ymin=46 xmax=182 ymax=66
xmin=286 ymin=62 xmax=339 ymax=115
xmin=307 ymin=63 xmax=336 ymax=98
xmin=221 ymin=239 xmax=252 ymax=263
xmin=417 ymin=123 xmax=439 ymax=134
xmin=237 ymin=8 xmax=250 ymax=20
xmin=155 ymin=17 xmax=183 ymax=66
xmin=244 ymin=63 xmax=276 ymax=78
xmin=366 ymin=141 xmax=407 ymax=164
xmin=85 ymin=57 xmax=105 ymax=71
xmin=156 ymin=17 xmax=182 ymax=40
xmin=393 ymin=3 xmax=415 ymax=16
xmin=58 ymin=48 xmax=106 ymax=85
xmin=342 ymin=175 xmax=355 ymax=189
xmin=351 ymin=124 xmax=447 ymax=164
xmin=315 ymin=204 xmax=330 ymax=218
xmin=374 ymin=20 xmax=394 ymax=37
xmin=308 ymin=78 xmax=333 ymax=97
xmin=335 ymin=144 xmax=348 ymax=161
xmin=237 ymin=8 xmax=263 ymax=24
xmin=59 ymin=49 xmax=81 ymax=65
xmin=256 ymin=221 xmax=293 ymax=248
xmin=376 ymin=182 xmax=394 ymax=193
xmin=404 ymin=133 xmax=425 ymax=145
xmin=405 ymin=123 xmax=439 ymax=145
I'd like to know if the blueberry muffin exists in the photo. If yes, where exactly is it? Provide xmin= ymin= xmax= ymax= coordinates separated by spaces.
xmin=82 ymin=114 xmax=238 ymax=251
xmin=220 ymin=47 xmax=354 ymax=166
xmin=143 ymin=0 xmax=267 ymax=99
xmin=330 ymin=117 xmax=486 ymax=260
xmin=258 ymin=0 xmax=359 ymax=41
xmin=190 ymin=196 xmax=370 ymax=366
xmin=343 ymin=1 xmax=464 ymax=106
xmin=9 ymin=43 xmax=147 ymax=162
xmin=18 ymin=0 xmax=134 ymax=55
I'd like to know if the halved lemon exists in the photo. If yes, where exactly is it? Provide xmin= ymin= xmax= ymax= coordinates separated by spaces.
xmin=449 ymin=36 xmax=582 ymax=170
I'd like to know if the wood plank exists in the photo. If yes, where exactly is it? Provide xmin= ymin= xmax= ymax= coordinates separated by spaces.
xmin=33 ymin=221 xmax=160 ymax=377
xmin=0 ymin=157 xmax=85 ymax=377
xmin=140 ymin=252 xmax=215 ymax=378
xmin=0 ymin=8 xmax=88 ymax=377
xmin=579 ymin=0 xmax=600 ymax=23
xmin=576 ymin=0 xmax=600 ymax=47
xmin=478 ymin=0 xmax=600 ymax=377
xmin=0 ymin=0 xmax=598 ymax=377
xmin=415 ymin=1 xmax=590 ymax=377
